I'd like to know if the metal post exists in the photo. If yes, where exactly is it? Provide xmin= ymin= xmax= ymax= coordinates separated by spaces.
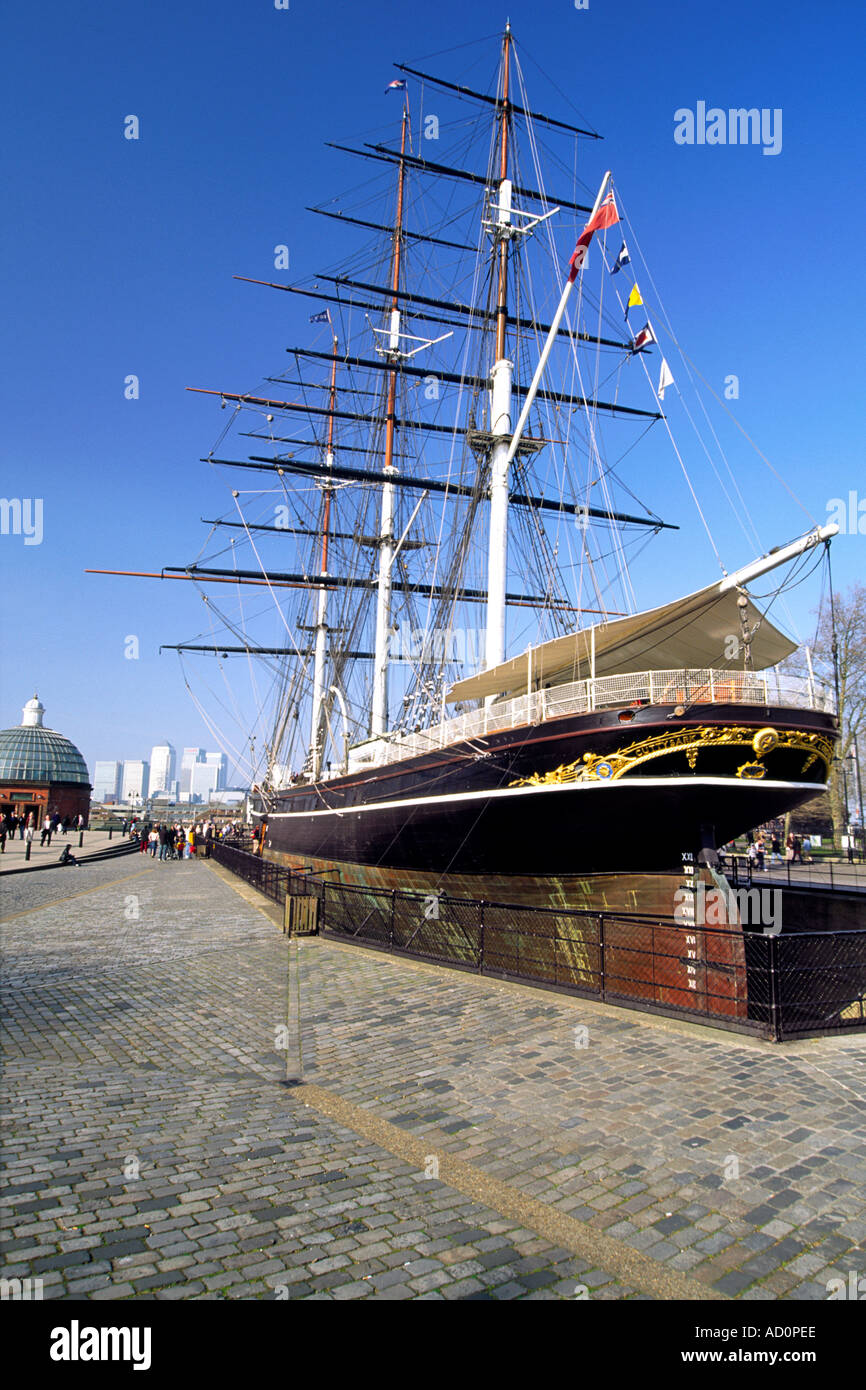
xmin=390 ymin=889 xmax=396 ymax=950
xmin=25 ymin=840 xmax=31 ymax=861
xmin=478 ymin=899 xmax=485 ymax=973
xmin=768 ymin=932 xmax=781 ymax=1042
xmin=78 ymin=831 xmax=84 ymax=848
xmin=599 ymin=914 xmax=605 ymax=999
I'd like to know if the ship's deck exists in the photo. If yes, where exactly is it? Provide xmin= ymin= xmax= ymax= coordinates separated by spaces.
xmin=339 ymin=667 xmax=834 ymax=776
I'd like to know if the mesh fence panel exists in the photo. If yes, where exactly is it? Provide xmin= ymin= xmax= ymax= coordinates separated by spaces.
xmin=323 ymin=882 xmax=392 ymax=944
xmin=392 ymin=893 xmax=481 ymax=966
xmin=481 ymin=905 xmax=601 ymax=992
xmin=774 ymin=932 xmax=866 ymax=1035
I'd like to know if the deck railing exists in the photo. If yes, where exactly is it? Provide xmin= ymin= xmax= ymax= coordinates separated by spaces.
xmin=343 ymin=667 xmax=834 ymax=773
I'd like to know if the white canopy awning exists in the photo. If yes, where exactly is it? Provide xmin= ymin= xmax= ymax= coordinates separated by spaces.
xmin=447 ymin=582 xmax=796 ymax=704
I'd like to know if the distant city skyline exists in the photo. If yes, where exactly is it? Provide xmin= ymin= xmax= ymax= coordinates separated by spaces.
xmin=90 ymin=742 xmax=239 ymax=803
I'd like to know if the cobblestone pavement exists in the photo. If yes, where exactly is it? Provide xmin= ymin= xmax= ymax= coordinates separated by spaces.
xmin=1 ymin=857 xmax=864 ymax=1301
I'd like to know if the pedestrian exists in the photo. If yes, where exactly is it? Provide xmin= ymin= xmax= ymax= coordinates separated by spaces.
xmin=77 ymin=813 xmax=85 ymax=832
xmin=148 ymin=828 xmax=158 ymax=857
xmin=24 ymin=823 xmax=35 ymax=849
xmin=58 ymin=844 xmax=79 ymax=867
xmin=802 ymin=834 xmax=812 ymax=863
xmin=41 ymin=817 xmax=51 ymax=847
xmin=61 ymin=815 xmax=70 ymax=836
xmin=769 ymin=834 xmax=782 ymax=866
xmin=0 ymin=822 xmax=6 ymax=854
xmin=204 ymin=822 xmax=214 ymax=858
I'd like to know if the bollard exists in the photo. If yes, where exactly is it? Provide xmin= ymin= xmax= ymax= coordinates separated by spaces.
xmin=78 ymin=831 xmax=84 ymax=848
xmin=25 ymin=840 xmax=31 ymax=861
xmin=109 ymin=828 xmax=113 ymax=841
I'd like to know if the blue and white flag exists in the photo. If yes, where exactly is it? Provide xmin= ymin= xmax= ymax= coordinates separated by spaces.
xmin=611 ymin=241 xmax=630 ymax=275
xmin=385 ymin=79 xmax=407 ymax=94
xmin=632 ymin=322 xmax=656 ymax=352
xmin=309 ymin=309 xmax=331 ymax=325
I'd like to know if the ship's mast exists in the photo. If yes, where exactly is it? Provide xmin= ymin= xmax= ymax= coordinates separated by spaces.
xmin=372 ymin=97 xmax=408 ymax=737
xmin=485 ymin=24 xmax=513 ymax=674
xmin=309 ymin=328 xmax=338 ymax=776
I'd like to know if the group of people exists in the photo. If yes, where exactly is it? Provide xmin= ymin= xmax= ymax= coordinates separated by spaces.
xmin=742 ymin=830 xmax=813 ymax=871
xmin=130 ymin=819 xmax=237 ymax=860
xmin=0 ymin=810 xmax=86 ymax=852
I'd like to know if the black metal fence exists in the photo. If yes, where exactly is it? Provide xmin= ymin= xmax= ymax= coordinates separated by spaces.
xmin=213 ymin=842 xmax=866 ymax=1042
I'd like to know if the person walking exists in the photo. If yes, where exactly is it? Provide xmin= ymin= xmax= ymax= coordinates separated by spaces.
xmin=41 ymin=817 xmax=51 ymax=847
xmin=0 ymin=822 xmax=6 ymax=854
xmin=204 ymin=822 xmax=214 ymax=859
xmin=24 ymin=822 xmax=35 ymax=851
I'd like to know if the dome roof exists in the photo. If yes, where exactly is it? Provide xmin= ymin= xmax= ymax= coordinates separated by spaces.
xmin=0 ymin=696 xmax=90 ymax=786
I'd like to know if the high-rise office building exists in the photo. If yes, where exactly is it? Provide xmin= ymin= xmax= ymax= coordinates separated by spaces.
xmin=121 ymin=760 xmax=149 ymax=802
xmin=205 ymin=751 xmax=227 ymax=791
xmin=149 ymin=742 xmax=176 ymax=795
xmin=180 ymin=747 xmax=205 ymax=795
xmin=189 ymin=761 xmax=220 ymax=802
xmin=93 ymin=760 xmax=122 ymax=802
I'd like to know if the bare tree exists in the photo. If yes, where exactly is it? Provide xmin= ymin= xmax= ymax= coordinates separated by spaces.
xmin=810 ymin=581 xmax=866 ymax=846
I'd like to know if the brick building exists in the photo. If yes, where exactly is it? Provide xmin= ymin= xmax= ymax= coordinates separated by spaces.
xmin=0 ymin=695 xmax=91 ymax=826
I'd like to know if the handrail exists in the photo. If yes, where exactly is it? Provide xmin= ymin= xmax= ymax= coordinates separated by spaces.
xmin=343 ymin=667 xmax=835 ymax=773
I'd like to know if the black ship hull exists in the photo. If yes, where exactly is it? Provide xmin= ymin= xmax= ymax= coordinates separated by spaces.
xmin=262 ymin=701 xmax=835 ymax=877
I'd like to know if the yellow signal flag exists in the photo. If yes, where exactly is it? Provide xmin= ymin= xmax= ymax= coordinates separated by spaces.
xmin=625 ymin=284 xmax=644 ymax=320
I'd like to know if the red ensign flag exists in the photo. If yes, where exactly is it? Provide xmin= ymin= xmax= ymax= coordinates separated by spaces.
xmin=568 ymin=191 xmax=619 ymax=282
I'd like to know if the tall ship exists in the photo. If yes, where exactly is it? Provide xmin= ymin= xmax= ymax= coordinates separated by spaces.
xmin=92 ymin=26 xmax=839 ymax=899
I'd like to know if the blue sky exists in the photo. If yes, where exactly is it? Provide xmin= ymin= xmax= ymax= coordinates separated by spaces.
xmin=2 ymin=0 xmax=864 ymax=781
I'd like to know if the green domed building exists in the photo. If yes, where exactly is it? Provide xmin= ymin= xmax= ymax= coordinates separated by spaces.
xmin=0 ymin=695 xmax=91 ymax=826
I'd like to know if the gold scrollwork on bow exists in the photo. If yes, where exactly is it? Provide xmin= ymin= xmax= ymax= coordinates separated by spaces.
xmin=510 ymin=725 xmax=834 ymax=787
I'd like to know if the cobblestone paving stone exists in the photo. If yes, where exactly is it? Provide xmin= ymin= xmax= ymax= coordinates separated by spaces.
xmin=1 ymin=856 xmax=864 ymax=1301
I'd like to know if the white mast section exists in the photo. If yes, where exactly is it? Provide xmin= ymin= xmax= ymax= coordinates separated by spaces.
xmin=372 ymin=326 xmax=398 ymax=741
xmin=503 ymin=170 xmax=611 ymax=471
xmin=310 ymin=582 xmax=328 ymax=774
xmin=485 ymin=205 xmax=513 ymax=672
xmin=372 ymin=93 xmax=410 ymax=739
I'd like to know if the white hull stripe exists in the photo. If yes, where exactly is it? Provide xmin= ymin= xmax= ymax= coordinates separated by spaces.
xmin=266 ymin=776 xmax=820 ymax=820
